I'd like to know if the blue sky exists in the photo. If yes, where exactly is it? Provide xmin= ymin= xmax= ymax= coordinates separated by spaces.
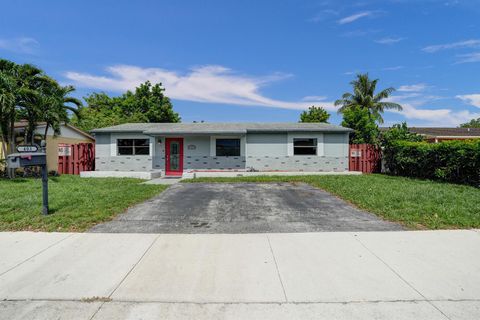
xmin=1 ymin=0 xmax=480 ymax=126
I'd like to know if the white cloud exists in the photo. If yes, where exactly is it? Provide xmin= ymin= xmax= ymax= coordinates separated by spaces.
xmin=456 ymin=94 xmax=480 ymax=108
xmin=65 ymin=64 xmax=336 ymax=111
xmin=397 ymin=83 xmax=428 ymax=92
xmin=455 ymin=52 xmax=480 ymax=64
xmin=375 ymin=37 xmax=405 ymax=45
xmin=422 ymin=39 xmax=480 ymax=53
xmin=387 ymin=95 xmax=480 ymax=126
xmin=0 ymin=37 xmax=38 ymax=54
xmin=302 ymin=95 xmax=327 ymax=101
xmin=382 ymin=66 xmax=404 ymax=71
xmin=337 ymin=11 xmax=373 ymax=24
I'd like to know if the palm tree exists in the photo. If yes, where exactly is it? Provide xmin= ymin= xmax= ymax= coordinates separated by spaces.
xmin=335 ymin=73 xmax=402 ymax=123
xmin=40 ymin=83 xmax=82 ymax=140
xmin=0 ymin=60 xmax=50 ymax=149
xmin=0 ymin=70 xmax=16 ymax=160
xmin=0 ymin=60 xmax=47 ymax=178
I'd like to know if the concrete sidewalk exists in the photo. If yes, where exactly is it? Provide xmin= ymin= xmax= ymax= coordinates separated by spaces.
xmin=0 ymin=230 xmax=479 ymax=319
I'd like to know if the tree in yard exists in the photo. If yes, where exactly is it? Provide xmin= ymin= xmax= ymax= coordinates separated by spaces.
xmin=0 ymin=59 xmax=50 ymax=152
xmin=0 ymin=58 xmax=82 ymax=178
xmin=39 ymin=84 xmax=82 ymax=140
xmin=460 ymin=117 xmax=480 ymax=128
xmin=341 ymin=106 xmax=379 ymax=144
xmin=299 ymin=106 xmax=330 ymax=123
xmin=335 ymin=73 xmax=402 ymax=144
xmin=123 ymin=81 xmax=180 ymax=123
xmin=380 ymin=122 xmax=423 ymax=147
xmin=72 ymin=81 xmax=180 ymax=132
xmin=0 ymin=66 xmax=16 ymax=160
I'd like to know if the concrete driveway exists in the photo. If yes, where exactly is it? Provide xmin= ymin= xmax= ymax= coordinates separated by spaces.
xmin=1 ymin=230 xmax=480 ymax=319
xmin=89 ymin=182 xmax=401 ymax=233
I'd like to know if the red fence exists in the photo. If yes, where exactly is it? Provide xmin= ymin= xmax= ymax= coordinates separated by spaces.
xmin=349 ymin=144 xmax=381 ymax=173
xmin=58 ymin=143 xmax=95 ymax=175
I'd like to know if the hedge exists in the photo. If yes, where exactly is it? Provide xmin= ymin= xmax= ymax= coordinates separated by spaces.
xmin=383 ymin=140 xmax=480 ymax=186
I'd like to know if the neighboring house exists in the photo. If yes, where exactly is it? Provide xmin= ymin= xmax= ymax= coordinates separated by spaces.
xmin=90 ymin=122 xmax=352 ymax=178
xmin=407 ymin=127 xmax=480 ymax=143
xmin=381 ymin=127 xmax=480 ymax=143
xmin=1 ymin=121 xmax=94 ymax=171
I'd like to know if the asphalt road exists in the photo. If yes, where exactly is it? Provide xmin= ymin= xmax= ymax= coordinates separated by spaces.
xmin=89 ymin=182 xmax=402 ymax=233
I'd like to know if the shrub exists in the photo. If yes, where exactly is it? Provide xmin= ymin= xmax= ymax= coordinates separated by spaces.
xmin=383 ymin=140 xmax=480 ymax=186
xmin=380 ymin=122 xmax=424 ymax=147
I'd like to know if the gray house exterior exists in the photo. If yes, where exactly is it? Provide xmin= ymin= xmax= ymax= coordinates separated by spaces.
xmin=90 ymin=123 xmax=352 ymax=177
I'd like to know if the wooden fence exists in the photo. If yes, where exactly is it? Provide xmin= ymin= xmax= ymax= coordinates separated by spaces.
xmin=349 ymin=144 xmax=381 ymax=173
xmin=57 ymin=143 xmax=95 ymax=175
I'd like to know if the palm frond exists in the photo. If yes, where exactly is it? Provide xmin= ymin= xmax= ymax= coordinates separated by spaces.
xmin=378 ymin=101 xmax=403 ymax=111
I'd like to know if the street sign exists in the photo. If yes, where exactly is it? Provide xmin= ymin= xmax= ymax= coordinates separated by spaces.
xmin=16 ymin=145 xmax=39 ymax=153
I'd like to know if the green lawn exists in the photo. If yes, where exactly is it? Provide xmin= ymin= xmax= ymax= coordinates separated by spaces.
xmin=184 ymin=174 xmax=480 ymax=229
xmin=0 ymin=175 xmax=166 ymax=232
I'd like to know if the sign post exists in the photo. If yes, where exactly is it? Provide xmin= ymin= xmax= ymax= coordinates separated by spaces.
xmin=41 ymin=163 xmax=49 ymax=215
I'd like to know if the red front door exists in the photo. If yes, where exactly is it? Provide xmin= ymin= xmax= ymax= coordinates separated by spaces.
xmin=165 ymin=138 xmax=183 ymax=176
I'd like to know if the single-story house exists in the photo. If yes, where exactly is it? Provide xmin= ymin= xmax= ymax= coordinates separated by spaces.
xmin=407 ymin=127 xmax=480 ymax=143
xmin=1 ymin=121 xmax=94 ymax=171
xmin=381 ymin=127 xmax=480 ymax=143
xmin=90 ymin=122 xmax=352 ymax=177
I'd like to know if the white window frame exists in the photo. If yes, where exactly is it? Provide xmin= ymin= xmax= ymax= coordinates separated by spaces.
xmin=110 ymin=134 xmax=154 ymax=157
xmin=292 ymin=138 xmax=318 ymax=156
xmin=287 ymin=133 xmax=324 ymax=156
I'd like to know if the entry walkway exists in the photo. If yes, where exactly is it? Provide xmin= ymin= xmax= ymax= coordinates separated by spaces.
xmin=0 ymin=230 xmax=479 ymax=319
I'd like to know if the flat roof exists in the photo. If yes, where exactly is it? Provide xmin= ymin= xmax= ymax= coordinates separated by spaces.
xmin=91 ymin=122 xmax=353 ymax=134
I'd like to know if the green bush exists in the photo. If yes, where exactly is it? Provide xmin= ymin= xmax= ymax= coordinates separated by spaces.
xmin=384 ymin=140 xmax=480 ymax=186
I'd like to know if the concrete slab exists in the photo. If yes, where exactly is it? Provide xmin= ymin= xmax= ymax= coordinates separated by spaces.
xmin=268 ymin=232 xmax=421 ymax=302
xmin=80 ymin=171 xmax=161 ymax=179
xmin=0 ymin=231 xmax=478 ymax=319
xmin=0 ymin=232 xmax=71 ymax=275
xmin=0 ymin=233 xmax=158 ymax=300
xmin=144 ymin=177 xmax=183 ymax=185
xmin=355 ymin=230 xmax=480 ymax=300
xmin=92 ymin=301 xmax=447 ymax=320
xmin=182 ymin=171 xmax=362 ymax=178
xmin=431 ymin=300 xmax=480 ymax=320
xmin=90 ymin=183 xmax=402 ymax=233
xmin=0 ymin=300 xmax=101 ymax=320
xmin=112 ymin=234 xmax=286 ymax=302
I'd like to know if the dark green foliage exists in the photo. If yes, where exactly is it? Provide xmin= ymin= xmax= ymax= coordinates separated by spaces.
xmin=460 ymin=117 xmax=480 ymax=128
xmin=72 ymin=81 xmax=180 ymax=132
xmin=380 ymin=122 xmax=424 ymax=146
xmin=341 ymin=106 xmax=379 ymax=144
xmin=383 ymin=140 xmax=480 ymax=186
xmin=299 ymin=106 xmax=330 ymax=123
